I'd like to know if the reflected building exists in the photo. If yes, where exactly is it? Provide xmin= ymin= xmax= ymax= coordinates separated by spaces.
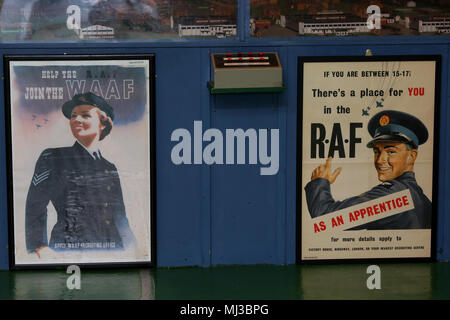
xmin=412 ymin=16 xmax=450 ymax=33
xmin=283 ymin=12 xmax=369 ymax=36
xmin=177 ymin=16 xmax=236 ymax=38
xmin=172 ymin=0 xmax=237 ymax=38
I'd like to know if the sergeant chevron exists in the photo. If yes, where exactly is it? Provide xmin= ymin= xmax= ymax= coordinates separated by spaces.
xmin=32 ymin=170 xmax=50 ymax=186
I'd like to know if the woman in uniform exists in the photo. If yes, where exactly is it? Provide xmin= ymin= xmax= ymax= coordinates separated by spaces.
xmin=25 ymin=92 xmax=136 ymax=258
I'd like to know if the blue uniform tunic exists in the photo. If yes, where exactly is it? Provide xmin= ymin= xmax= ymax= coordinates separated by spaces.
xmin=25 ymin=141 xmax=136 ymax=252
xmin=304 ymin=172 xmax=431 ymax=230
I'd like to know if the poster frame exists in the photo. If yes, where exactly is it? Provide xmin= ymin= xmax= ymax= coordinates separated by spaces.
xmin=296 ymin=55 xmax=441 ymax=264
xmin=4 ymin=54 xmax=156 ymax=270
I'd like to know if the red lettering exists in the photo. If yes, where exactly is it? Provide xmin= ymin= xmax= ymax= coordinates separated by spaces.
xmin=409 ymin=88 xmax=424 ymax=96
xmin=367 ymin=206 xmax=374 ymax=216
xmin=331 ymin=216 xmax=344 ymax=227
xmin=319 ymin=221 xmax=326 ymax=231
xmin=402 ymin=195 xmax=409 ymax=206
xmin=379 ymin=203 xmax=386 ymax=213
xmin=396 ymin=197 xmax=403 ymax=207
xmin=314 ymin=223 xmax=321 ymax=233
xmin=360 ymin=208 xmax=366 ymax=219
xmin=349 ymin=212 xmax=356 ymax=222
xmin=385 ymin=200 xmax=392 ymax=210
xmin=373 ymin=205 xmax=379 ymax=214
xmin=332 ymin=218 xmax=338 ymax=227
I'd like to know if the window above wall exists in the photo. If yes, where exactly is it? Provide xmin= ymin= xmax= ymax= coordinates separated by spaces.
xmin=0 ymin=0 xmax=237 ymax=41
xmin=250 ymin=0 xmax=450 ymax=38
xmin=1 ymin=0 xmax=449 ymax=42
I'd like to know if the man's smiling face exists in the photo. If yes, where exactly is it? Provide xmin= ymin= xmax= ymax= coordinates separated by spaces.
xmin=373 ymin=141 xmax=417 ymax=182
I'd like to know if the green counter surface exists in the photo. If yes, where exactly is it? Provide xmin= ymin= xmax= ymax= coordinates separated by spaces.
xmin=1 ymin=263 xmax=449 ymax=300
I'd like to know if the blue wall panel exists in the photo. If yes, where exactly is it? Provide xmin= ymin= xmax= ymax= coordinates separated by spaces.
xmin=155 ymin=48 xmax=211 ymax=267
xmin=441 ymin=44 xmax=450 ymax=262
xmin=0 ymin=55 xmax=7 ymax=270
xmin=210 ymin=93 xmax=281 ymax=265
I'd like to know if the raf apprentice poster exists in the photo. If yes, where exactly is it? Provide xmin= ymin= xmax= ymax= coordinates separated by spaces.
xmin=7 ymin=56 xmax=153 ymax=267
xmin=299 ymin=56 xmax=439 ymax=261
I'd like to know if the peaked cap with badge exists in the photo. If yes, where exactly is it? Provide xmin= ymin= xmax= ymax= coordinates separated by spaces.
xmin=62 ymin=92 xmax=115 ymax=121
xmin=367 ymin=110 xmax=428 ymax=149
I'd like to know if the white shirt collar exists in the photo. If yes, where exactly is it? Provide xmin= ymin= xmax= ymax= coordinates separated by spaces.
xmin=76 ymin=141 xmax=101 ymax=160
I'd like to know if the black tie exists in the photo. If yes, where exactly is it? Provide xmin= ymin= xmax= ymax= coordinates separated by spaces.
xmin=93 ymin=151 xmax=100 ymax=161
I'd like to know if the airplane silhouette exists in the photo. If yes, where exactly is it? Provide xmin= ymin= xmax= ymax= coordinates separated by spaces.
xmin=35 ymin=124 xmax=41 ymax=129
xmin=376 ymin=101 xmax=384 ymax=108
xmin=362 ymin=109 xmax=369 ymax=116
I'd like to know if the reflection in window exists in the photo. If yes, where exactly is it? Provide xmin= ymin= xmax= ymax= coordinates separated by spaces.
xmin=0 ymin=0 xmax=237 ymax=41
xmin=174 ymin=0 xmax=237 ymax=38
xmin=250 ymin=0 xmax=450 ymax=38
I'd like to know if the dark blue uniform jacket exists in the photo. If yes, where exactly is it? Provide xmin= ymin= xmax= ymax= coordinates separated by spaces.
xmin=304 ymin=172 xmax=431 ymax=230
xmin=25 ymin=141 xmax=136 ymax=252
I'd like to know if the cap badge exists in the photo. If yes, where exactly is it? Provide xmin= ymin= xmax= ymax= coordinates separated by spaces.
xmin=379 ymin=115 xmax=390 ymax=126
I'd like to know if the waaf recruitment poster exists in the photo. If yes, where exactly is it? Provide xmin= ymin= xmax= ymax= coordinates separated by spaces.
xmin=298 ymin=56 xmax=439 ymax=262
xmin=5 ymin=55 xmax=154 ymax=268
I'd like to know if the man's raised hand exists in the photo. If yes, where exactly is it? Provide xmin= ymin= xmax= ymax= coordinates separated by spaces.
xmin=311 ymin=157 xmax=342 ymax=184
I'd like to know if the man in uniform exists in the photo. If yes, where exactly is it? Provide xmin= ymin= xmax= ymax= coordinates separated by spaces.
xmin=25 ymin=92 xmax=136 ymax=257
xmin=304 ymin=110 xmax=432 ymax=230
